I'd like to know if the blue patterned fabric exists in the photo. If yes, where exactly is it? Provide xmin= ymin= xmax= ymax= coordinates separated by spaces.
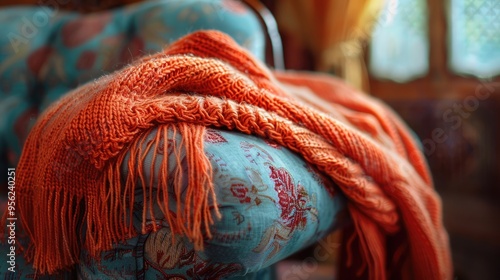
xmin=0 ymin=129 xmax=345 ymax=279
xmin=0 ymin=1 xmax=345 ymax=279
xmin=0 ymin=0 xmax=265 ymax=161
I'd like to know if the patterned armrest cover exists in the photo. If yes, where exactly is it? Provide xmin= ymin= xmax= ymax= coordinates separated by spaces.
xmin=0 ymin=1 xmax=345 ymax=279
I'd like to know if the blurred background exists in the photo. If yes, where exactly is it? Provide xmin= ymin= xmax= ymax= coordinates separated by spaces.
xmin=265 ymin=1 xmax=500 ymax=279
xmin=259 ymin=1 xmax=500 ymax=278
xmin=1 ymin=0 xmax=499 ymax=279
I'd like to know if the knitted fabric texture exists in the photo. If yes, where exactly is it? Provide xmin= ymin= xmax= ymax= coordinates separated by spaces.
xmin=3 ymin=31 xmax=452 ymax=279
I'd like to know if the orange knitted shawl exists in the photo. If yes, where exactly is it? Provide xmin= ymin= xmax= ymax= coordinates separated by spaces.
xmin=4 ymin=31 xmax=452 ymax=279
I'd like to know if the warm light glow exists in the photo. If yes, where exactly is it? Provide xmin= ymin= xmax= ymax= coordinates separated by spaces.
xmin=384 ymin=0 xmax=399 ymax=25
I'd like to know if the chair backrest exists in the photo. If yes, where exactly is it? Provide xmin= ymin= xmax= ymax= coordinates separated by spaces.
xmin=0 ymin=0 xmax=267 ymax=168
xmin=242 ymin=0 xmax=284 ymax=70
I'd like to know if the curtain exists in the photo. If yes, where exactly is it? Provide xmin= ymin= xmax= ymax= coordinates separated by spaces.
xmin=276 ymin=0 xmax=385 ymax=91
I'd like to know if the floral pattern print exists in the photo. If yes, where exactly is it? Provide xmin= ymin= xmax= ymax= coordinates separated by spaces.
xmin=251 ymin=165 xmax=318 ymax=262
xmin=144 ymin=228 xmax=243 ymax=279
xmin=0 ymin=128 xmax=345 ymax=279
xmin=230 ymin=183 xmax=252 ymax=203
xmin=226 ymin=167 xmax=276 ymax=208
xmin=205 ymin=129 xmax=228 ymax=144
xmin=270 ymin=166 xmax=312 ymax=232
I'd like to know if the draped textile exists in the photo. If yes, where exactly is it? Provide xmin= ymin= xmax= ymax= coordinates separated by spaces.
xmin=1 ymin=31 xmax=451 ymax=280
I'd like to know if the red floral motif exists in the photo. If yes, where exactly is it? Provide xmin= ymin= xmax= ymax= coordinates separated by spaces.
xmin=269 ymin=165 xmax=311 ymax=231
xmin=253 ymin=166 xmax=314 ymax=261
xmin=204 ymin=129 xmax=228 ymax=143
xmin=264 ymin=139 xmax=282 ymax=149
xmin=230 ymin=183 xmax=251 ymax=203
xmin=76 ymin=50 xmax=97 ymax=70
xmin=224 ymin=168 xmax=275 ymax=207
xmin=27 ymin=46 xmax=53 ymax=76
xmin=62 ymin=13 xmax=112 ymax=47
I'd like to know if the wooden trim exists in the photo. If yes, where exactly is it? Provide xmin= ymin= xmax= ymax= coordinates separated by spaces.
xmin=242 ymin=0 xmax=285 ymax=70
xmin=370 ymin=76 xmax=500 ymax=100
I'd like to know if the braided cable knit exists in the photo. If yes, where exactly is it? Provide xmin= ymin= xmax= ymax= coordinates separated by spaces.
xmin=1 ymin=31 xmax=452 ymax=279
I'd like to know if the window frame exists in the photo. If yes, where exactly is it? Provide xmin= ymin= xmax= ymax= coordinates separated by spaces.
xmin=368 ymin=0 xmax=500 ymax=100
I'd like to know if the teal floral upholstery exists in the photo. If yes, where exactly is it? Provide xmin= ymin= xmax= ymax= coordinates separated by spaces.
xmin=74 ymin=129 xmax=344 ymax=280
xmin=0 ymin=1 xmax=345 ymax=279
xmin=0 ymin=0 xmax=265 ymax=161
xmin=1 ymin=129 xmax=345 ymax=279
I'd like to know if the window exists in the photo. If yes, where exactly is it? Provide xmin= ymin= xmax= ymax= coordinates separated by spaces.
xmin=370 ymin=0 xmax=500 ymax=82
xmin=367 ymin=1 xmax=500 ymax=279
xmin=450 ymin=0 xmax=500 ymax=78
xmin=370 ymin=0 xmax=429 ymax=82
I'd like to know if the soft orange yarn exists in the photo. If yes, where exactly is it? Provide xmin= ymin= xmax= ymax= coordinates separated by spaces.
xmin=3 ymin=31 xmax=452 ymax=279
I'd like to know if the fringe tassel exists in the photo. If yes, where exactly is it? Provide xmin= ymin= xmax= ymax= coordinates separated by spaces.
xmin=83 ymin=123 xmax=219 ymax=261
xmin=1 ymin=122 xmax=219 ymax=274
xmin=12 ymin=180 xmax=85 ymax=274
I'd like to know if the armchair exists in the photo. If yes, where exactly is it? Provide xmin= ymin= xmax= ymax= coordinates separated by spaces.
xmin=0 ymin=1 xmax=345 ymax=279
